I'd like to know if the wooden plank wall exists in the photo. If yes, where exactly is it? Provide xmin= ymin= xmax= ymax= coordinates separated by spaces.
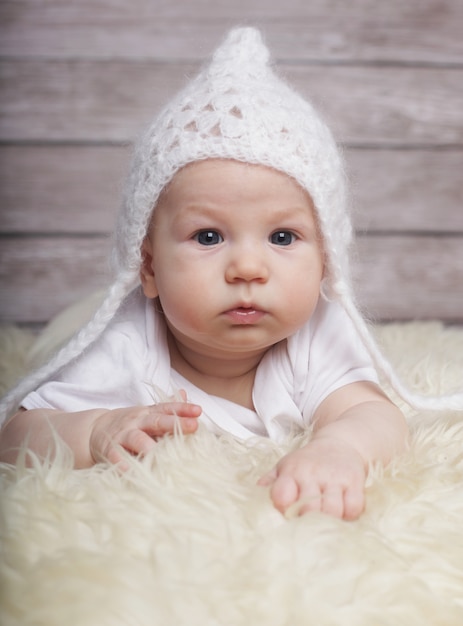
xmin=0 ymin=0 xmax=462 ymax=326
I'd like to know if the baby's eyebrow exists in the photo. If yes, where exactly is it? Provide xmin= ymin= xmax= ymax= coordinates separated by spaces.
xmin=169 ymin=204 xmax=223 ymax=232
xmin=173 ymin=203 xmax=223 ymax=221
xmin=171 ymin=202 xmax=317 ymax=231
xmin=269 ymin=205 xmax=314 ymax=220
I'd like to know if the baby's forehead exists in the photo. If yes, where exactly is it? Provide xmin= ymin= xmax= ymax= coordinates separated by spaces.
xmin=147 ymin=158 xmax=320 ymax=236
xmin=157 ymin=158 xmax=315 ymax=206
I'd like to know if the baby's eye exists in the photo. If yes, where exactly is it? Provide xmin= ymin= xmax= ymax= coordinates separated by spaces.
xmin=270 ymin=231 xmax=297 ymax=246
xmin=194 ymin=230 xmax=223 ymax=246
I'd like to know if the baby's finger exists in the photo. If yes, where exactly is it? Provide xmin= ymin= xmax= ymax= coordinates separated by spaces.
xmin=319 ymin=486 xmax=344 ymax=519
xmin=343 ymin=485 xmax=365 ymax=520
xmin=122 ymin=428 xmax=158 ymax=456
xmin=290 ymin=494 xmax=322 ymax=517
xmin=269 ymin=475 xmax=300 ymax=513
xmin=151 ymin=401 xmax=202 ymax=419
xmin=143 ymin=412 xmax=199 ymax=437
xmin=284 ymin=477 xmax=326 ymax=516
xmin=105 ymin=445 xmax=130 ymax=471
xmin=290 ymin=485 xmax=323 ymax=516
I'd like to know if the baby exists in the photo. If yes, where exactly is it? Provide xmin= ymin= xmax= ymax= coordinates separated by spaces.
xmin=0 ymin=28 xmax=411 ymax=520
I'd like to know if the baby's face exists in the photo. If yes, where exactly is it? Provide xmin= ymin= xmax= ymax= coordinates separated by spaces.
xmin=141 ymin=159 xmax=324 ymax=363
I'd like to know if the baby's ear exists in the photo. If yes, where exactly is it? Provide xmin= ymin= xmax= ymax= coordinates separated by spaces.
xmin=140 ymin=238 xmax=159 ymax=298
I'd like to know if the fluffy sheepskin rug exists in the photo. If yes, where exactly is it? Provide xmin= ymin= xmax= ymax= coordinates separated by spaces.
xmin=1 ymin=320 xmax=463 ymax=625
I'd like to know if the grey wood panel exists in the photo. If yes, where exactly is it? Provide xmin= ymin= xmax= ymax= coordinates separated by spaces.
xmin=1 ymin=236 xmax=462 ymax=323
xmin=1 ymin=0 xmax=462 ymax=63
xmin=355 ymin=236 xmax=463 ymax=320
xmin=349 ymin=149 xmax=463 ymax=232
xmin=1 ymin=61 xmax=463 ymax=145
xmin=1 ymin=145 xmax=462 ymax=234
xmin=0 ymin=237 xmax=111 ymax=323
xmin=0 ymin=145 xmax=130 ymax=233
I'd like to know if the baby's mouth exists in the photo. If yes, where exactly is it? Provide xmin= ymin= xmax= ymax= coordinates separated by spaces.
xmin=224 ymin=306 xmax=265 ymax=324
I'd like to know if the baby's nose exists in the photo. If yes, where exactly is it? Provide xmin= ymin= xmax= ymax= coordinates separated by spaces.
xmin=225 ymin=245 xmax=269 ymax=283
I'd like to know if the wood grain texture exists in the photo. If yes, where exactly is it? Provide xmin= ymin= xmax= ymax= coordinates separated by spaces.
xmin=1 ymin=236 xmax=462 ymax=323
xmin=1 ymin=145 xmax=462 ymax=234
xmin=349 ymin=149 xmax=463 ymax=232
xmin=2 ymin=61 xmax=463 ymax=144
xmin=0 ymin=145 xmax=130 ymax=233
xmin=0 ymin=237 xmax=111 ymax=323
xmin=0 ymin=1 xmax=462 ymax=324
xmin=1 ymin=0 xmax=462 ymax=63
xmin=355 ymin=236 xmax=463 ymax=320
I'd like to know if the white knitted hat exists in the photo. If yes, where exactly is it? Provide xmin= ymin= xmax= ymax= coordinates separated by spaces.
xmin=1 ymin=27 xmax=462 ymax=422
xmin=115 ymin=26 xmax=350 ymax=295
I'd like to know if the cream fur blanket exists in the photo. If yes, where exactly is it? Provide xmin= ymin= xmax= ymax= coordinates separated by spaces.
xmin=1 ymin=315 xmax=463 ymax=625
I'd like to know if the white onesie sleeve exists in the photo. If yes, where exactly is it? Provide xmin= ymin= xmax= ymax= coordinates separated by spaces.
xmin=247 ymin=298 xmax=380 ymax=442
xmin=288 ymin=298 xmax=379 ymax=423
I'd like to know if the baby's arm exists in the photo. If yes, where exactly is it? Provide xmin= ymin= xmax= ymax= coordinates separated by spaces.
xmin=0 ymin=394 xmax=201 ymax=469
xmin=258 ymin=382 xmax=408 ymax=520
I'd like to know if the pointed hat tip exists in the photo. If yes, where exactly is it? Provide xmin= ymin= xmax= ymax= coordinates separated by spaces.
xmin=211 ymin=26 xmax=270 ymax=69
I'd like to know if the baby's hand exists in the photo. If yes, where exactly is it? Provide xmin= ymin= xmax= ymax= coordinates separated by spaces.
xmin=258 ymin=438 xmax=366 ymax=520
xmin=89 ymin=393 xmax=201 ymax=467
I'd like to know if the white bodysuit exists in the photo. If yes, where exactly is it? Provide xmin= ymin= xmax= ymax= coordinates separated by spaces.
xmin=22 ymin=289 xmax=378 ymax=442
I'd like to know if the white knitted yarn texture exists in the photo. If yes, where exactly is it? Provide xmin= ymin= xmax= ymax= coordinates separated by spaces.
xmin=1 ymin=26 xmax=462 ymax=422
xmin=116 ymin=27 xmax=350 ymax=292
